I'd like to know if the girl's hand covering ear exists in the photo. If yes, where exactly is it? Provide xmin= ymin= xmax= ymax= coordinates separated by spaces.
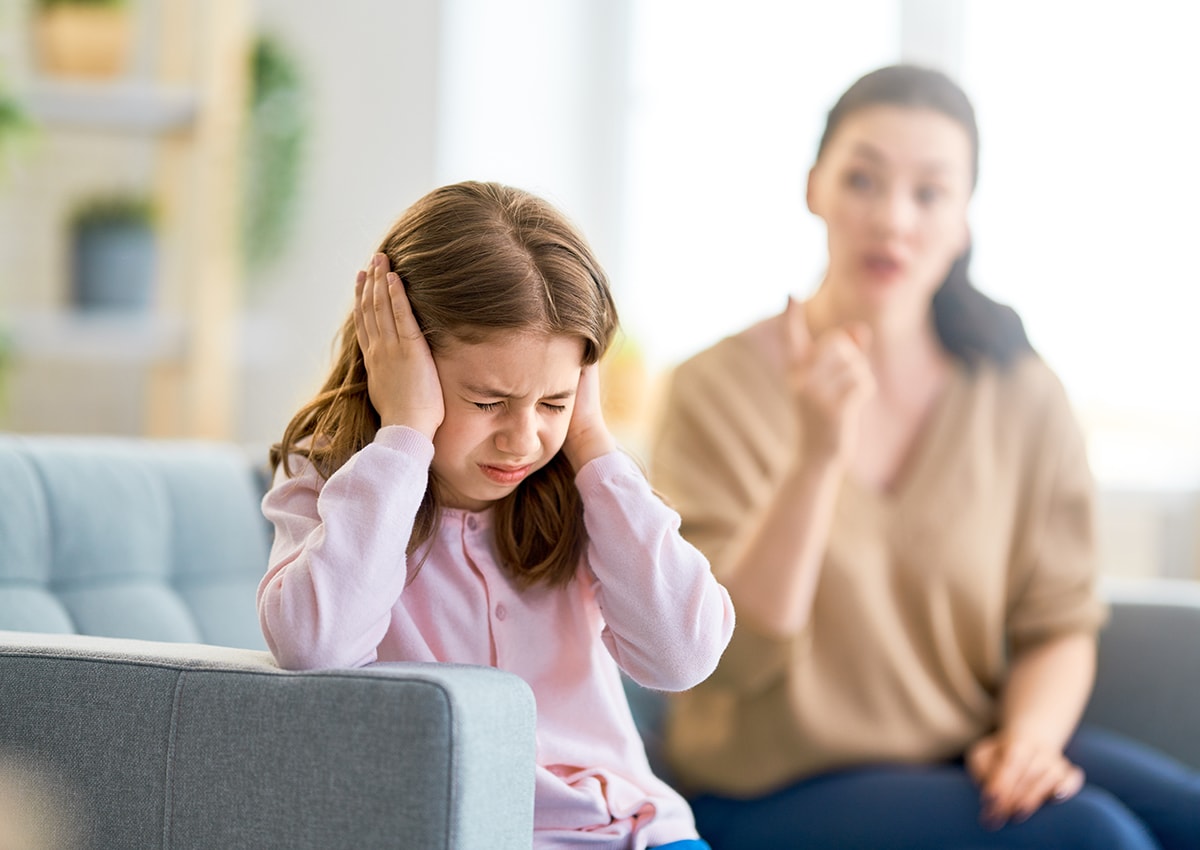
xmin=353 ymin=253 xmax=444 ymax=440
xmin=562 ymin=364 xmax=617 ymax=472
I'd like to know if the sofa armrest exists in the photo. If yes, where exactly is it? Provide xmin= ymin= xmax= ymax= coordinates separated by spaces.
xmin=0 ymin=632 xmax=536 ymax=850
xmin=1083 ymin=577 xmax=1200 ymax=770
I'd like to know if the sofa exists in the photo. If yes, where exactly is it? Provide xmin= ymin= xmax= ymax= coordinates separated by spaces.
xmin=1 ymin=434 xmax=1198 ymax=849
xmin=0 ymin=434 xmax=536 ymax=850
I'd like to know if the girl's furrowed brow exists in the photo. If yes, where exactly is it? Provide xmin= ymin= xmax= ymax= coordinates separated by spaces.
xmin=461 ymin=383 xmax=576 ymax=401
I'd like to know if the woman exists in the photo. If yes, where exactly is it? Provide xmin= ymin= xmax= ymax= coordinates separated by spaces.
xmin=650 ymin=65 xmax=1199 ymax=849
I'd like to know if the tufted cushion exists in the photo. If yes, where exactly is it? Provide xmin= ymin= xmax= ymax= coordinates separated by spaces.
xmin=0 ymin=435 xmax=271 ymax=650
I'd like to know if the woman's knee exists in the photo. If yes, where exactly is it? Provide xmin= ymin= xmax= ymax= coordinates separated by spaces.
xmin=1025 ymin=787 xmax=1160 ymax=850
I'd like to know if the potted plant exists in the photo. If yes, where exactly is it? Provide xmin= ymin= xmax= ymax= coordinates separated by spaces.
xmin=68 ymin=193 xmax=158 ymax=311
xmin=242 ymin=34 xmax=309 ymax=273
xmin=34 ymin=0 xmax=133 ymax=80
xmin=0 ymin=86 xmax=34 ymax=422
xmin=0 ymin=86 xmax=34 ymax=180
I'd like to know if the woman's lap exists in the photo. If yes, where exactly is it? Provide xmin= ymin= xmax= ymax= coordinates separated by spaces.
xmin=1066 ymin=725 xmax=1200 ymax=850
xmin=691 ymin=726 xmax=1198 ymax=850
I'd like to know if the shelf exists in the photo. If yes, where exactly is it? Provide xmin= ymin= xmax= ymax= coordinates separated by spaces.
xmin=3 ymin=310 xmax=187 ymax=364
xmin=24 ymin=80 xmax=199 ymax=133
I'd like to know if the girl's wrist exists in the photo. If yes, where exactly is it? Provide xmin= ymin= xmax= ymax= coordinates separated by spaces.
xmin=564 ymin=431 xmax=617 ymax=472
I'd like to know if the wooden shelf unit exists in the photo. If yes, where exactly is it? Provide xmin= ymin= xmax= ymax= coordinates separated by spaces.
xmin=5 ymin=0 xmax=251 ymax=440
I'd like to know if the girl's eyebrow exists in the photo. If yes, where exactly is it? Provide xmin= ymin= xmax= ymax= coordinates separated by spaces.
xmin=462 ymin=383 xmax=577 ymax=401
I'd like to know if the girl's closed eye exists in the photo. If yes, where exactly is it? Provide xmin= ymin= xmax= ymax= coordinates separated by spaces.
xmin=541 ymin=402 xmax=568 ymax=414
xmin=474 ymin=401 xmax=504 ymax=412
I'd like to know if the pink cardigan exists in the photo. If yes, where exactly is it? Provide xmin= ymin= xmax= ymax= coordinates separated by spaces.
xmin=258 ymin=426 xmax=734 ymax=850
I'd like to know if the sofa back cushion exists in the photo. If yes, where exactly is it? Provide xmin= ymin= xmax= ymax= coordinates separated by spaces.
xmin=0 ymin=435 xmax=270 ymax=649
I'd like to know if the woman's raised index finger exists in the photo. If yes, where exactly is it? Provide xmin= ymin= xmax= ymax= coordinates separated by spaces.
xmin=784 ymin=295 xmax=813 ymax=361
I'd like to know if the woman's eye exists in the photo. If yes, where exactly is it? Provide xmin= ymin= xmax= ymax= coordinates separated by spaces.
xmin=916 ymin=185 xmax=943 ymax=205
xmin=846 ymin=170 xmax=874 ymax=192
xmin=474 ymin=402 xmax=503 ymax=411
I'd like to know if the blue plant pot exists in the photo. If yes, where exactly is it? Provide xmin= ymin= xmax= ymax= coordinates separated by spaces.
xmin=72 ymin=222 xmax=156 ymax=311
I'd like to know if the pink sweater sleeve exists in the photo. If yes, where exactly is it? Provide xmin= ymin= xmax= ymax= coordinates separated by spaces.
xmin=257 ymin=426 xmax=434 ymax=670
xmin=577 ymin=452 xmax=735 ymax=691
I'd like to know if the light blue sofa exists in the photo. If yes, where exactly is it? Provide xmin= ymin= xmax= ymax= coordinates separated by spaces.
xmin=0 ymin=434 xmax=536 ymax=850
xmin=2 ymin=434 xmax=1197 ymax=849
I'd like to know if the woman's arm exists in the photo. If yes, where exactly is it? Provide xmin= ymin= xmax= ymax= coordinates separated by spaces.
xmin=967 ymin=631 xmax=1096 ymax=827
xmin=714 ymin=300 xmax=874 ymax=639
xmin=968 ymin=359 xmax=1108 ymax=826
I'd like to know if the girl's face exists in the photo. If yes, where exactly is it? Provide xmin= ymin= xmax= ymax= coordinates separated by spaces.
xmin=807 ymin=104 xmax=973 ymax=321
xmin=429 ymin=332 xmax=584 ymax=512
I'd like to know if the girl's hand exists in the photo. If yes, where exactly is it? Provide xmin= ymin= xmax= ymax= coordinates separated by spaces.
xmin=352 ymin=253 xmax=444 ymax=440
xmin=562 ymin=363 xmax=617 ymax=472
xmin=785 ymin=296 xmax=875 ymax=465
xmin=966 ymin=731 xmax=1085 ymax=829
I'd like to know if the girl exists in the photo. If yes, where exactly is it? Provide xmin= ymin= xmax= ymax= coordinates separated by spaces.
xmin=258 ymin=181 xmax=734 ymax=850
xmin=651 ymin=65 xmax=1200 ymax=849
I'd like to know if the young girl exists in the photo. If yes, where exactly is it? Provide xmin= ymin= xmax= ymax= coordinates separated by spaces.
xmin=257 ymin=181 xmax=734 ymax=850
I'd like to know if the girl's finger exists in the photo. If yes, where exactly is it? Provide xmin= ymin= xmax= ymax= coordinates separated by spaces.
xmin=387 ymin=272 xmax=426 ymax=343
xmin=353 ymin=269 xmax=369 ymax=349
xmin=370 ymin=255 xmax=398 ymax=341
xmin=360 ymin=257 xmax=382 ymax=342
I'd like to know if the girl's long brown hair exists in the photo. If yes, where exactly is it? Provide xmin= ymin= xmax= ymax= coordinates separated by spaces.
xmin=270 ymin=181 xmax=618 ymax=588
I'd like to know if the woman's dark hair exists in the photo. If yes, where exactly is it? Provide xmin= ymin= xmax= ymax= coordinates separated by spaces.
xmin=819 ymin=64 xmax=1033 ymax=368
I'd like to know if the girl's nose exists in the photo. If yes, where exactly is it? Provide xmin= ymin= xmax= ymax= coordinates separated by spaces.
xmin=496 ymin=409 xmax=539 ymax=457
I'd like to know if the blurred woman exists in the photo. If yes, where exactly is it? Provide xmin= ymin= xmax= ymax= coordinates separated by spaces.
xmin=650 ymin=65 xmax=1200 ymax=849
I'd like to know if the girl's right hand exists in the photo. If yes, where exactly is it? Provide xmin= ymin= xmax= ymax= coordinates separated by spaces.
xmin=353 ymin=253 xmax=444 ymax=440
xmin=784 ymin=296 xmax=875 ymax=465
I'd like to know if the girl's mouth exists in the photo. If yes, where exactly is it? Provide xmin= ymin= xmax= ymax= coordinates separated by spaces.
xmin=480 ymin=464 xmax=532 ymax=485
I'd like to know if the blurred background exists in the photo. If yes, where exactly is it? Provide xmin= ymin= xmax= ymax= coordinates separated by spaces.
xmin=0 ymin=0 xmax=1196 ymax=580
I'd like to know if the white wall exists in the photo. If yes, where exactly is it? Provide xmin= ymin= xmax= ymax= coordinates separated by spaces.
xmin=237 ymin=0 xmax=444 ymax=445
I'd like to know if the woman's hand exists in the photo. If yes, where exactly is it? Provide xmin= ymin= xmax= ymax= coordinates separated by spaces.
xmin=353 ymin=253 xmax=444 ymax=440
xmin=562 ymin=363 xmax=617 ymax=472
xmin=785 ymin=296 xmax=875 ymax=465
xmin=966 ymin=730 xmax=1085 ymax=829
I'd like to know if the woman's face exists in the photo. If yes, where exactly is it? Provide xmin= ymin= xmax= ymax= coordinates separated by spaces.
xmin=807 ymin=104 xmax=974 ymax=321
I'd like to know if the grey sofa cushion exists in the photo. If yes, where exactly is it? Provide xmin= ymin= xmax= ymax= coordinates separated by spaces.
xmin=1084 ymin=577 xmax=1200 ymax=770
xmin=0 ymin=633 xmax=536 ymax=850
xmin=0 ymin=436 xmax=270 ymax=649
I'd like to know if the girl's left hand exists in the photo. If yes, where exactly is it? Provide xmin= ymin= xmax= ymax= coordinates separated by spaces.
xmin=562 ymin=364 xmax=617 ymax=472
xmin=966 ymin=730 xmax=1085 ymax=829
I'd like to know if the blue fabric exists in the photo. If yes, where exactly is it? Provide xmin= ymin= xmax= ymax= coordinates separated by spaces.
xmin=689 ymin=726 xmax=1200 ymax=850
xmin=653 ymin=841 xmax=712 ymax=850
xmin=0 ymin=436 xmax=270 ymax=649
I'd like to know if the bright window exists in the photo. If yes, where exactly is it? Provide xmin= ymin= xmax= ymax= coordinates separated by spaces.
xmin=960 ymin=0 xmax=1200 ymax=489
